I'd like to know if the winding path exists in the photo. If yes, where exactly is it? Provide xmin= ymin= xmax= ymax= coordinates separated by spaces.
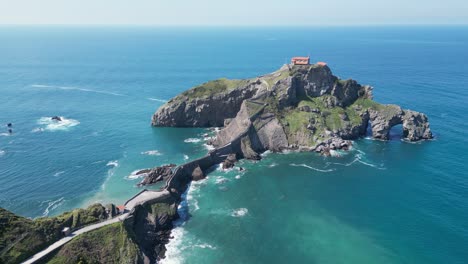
xmin=22 ymin=189 xmax=170 ymax=264
xmin=22 ymin=213 xmax=129 ymax=264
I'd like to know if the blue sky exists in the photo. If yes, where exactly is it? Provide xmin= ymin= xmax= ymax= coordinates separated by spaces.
xmin=0 ymin=0 xmax=467 ymax=25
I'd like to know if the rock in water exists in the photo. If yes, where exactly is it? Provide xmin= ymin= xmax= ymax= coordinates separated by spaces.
xmin=137 ymin=164 xmax=176 ymax=186
xmin=191 ymin=165 xmax=205 ymax=181
xmin=51 ymin=116 xmax=62 ymax=121
xmin=222 ymin=153 xmax=237 ymax=169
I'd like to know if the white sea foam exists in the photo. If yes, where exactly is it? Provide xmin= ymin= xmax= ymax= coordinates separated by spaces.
xmin=204 ymin=143 xmax=215 ymax=151
xmin=0 ymin=133 xmax=10 ymax=137
xmin=0 ymin=150 xmax=5 ymax=156
xmin=141 ymin=150 xmax=162 ymax=156
xmin=290 ymin=163 xmax=335 ymax=172
xmin=194 ymin=243 xmax=217 ymax=250
xmin=184 ymin=138 xmax=202 ymax=143
xmin=53 ymin=171 xmax=65 ymax=177
xmin=35 ymin=116 xmax=80 ymax=132
xmin=127 ymin=169 xmax=149 ymax=180
xmin=183 ymin=154 xmax=189 ymax=160
xmin=147 ymin=97 xmax=168 ymax=103
xmin=42 ymin=197 xmax=65 ymax=217
xmin=268 ymin=163 xmax=278 ymax=168
xmin=31 ymin=128 xmax=45 ymax=133
xmin=261 ymin=150 xmax=272 ymax=157
xmin=231 ymin=208 xmax=248 ymax=217
xmin=235 ymin=174 xmax=242 ymax=179
xmin=159 ymin=226 xmax=186 ymax=264
xmin=215 ymin=176 xmax=229 ymax=185
xmin=106 ymin=160 xmax=119 ymax=167
xmin=31 ymin=84 xmax=124 ymax=96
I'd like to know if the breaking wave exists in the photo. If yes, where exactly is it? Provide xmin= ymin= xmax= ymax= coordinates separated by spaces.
xmin=31 ymin=84 xmax=124 ymax=96
xmin=34 ymin=116 xmax=80 ymax=132
xmin=0 ymin=150 xmax=5 ymax=156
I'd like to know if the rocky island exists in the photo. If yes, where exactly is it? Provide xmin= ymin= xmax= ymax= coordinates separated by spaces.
xmin=153 ymin=63 xmax=432 ymax=158
xmin=0 ymin=62 xmax=433 ymax=264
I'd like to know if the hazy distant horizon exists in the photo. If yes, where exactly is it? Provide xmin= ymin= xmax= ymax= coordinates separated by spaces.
xmin=1 ymin=0 xmax=467 ymax=26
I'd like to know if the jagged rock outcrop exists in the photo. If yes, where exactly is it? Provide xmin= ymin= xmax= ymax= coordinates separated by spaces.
xmin=222 ymin=154 xmax=237 ymax=169
xmin=191 ymin=165 xmax=205 ymax=181
xmin=152 ymin=63 xmax=432 ymax=156
xmin=137 ymin=164 xmax=176 ymax=187
xmin=369 ymin=105 xmax=432 ymax=141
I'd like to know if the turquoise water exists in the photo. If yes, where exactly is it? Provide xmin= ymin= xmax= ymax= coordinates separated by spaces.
xmin=0 ymin=26 xmax=467 ymax=263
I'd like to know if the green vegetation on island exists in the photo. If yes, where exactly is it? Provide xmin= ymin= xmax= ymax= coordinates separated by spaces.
xmin=0 ymin=204 xmax=110 ymax=264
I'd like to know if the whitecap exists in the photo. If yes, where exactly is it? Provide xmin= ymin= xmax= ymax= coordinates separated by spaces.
xmin=42 ymin=197 xmax=65 ymax=217
xmin=0 ymin=150 xmax=5 ymax=156
xmin=36 ymin=116 xmax=80 ymax=132
xmin=184 ymin=138 xmax=202 ymax=143
xmin=31 ymin=84 xmax=124 ymax=96
xmin=261 ymin=150 xmax=271 ymax=157
xmin=53 ymin=171 xmax=65 ymax=177
xmin=235 ymin=174 xmax=241 ymax=179
xmin=231 ymin=208 xmax=248 ymax=217
xmin=290 ymin=163 xmax=335 ymax=172
xmin=0 ymin=132 xmax=10 ymax=137
xmin=141 ymin=150 xmax=162 ymax=156
xmin=183 ymin=154 xmax=189 ymax=160
xmin=106 ymin=160 xmax=119 ymax=167
xmin=147 ymin=97 xmax=168 ymax=103
xmin=268 ymin=163 xmax=278 ymax=168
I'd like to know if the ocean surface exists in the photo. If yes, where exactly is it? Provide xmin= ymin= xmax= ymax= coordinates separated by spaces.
xmin=0 ymin=26 xmax=467 ymax=264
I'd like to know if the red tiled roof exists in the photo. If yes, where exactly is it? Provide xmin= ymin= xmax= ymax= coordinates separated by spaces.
xmin=317 ymin=61 xmax=327 ymax=66
xmin=292 ymin=56 xmax=310 ymax=60
xmin=117 ymin=205 xmax=126 ymax=212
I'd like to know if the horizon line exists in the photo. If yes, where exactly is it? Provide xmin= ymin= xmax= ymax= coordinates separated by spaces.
xmin=0 ymin=23 xmax=468 ymax=28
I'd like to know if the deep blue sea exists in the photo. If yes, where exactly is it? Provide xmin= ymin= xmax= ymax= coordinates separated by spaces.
xmin=0 ymin=26 xmax=467 ymax=264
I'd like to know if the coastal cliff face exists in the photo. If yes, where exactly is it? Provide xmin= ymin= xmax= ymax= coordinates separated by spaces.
xmin=153 ymin=64 xmax=432 ymax=156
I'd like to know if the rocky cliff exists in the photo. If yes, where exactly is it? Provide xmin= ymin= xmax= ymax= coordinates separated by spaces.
xmin=153 ymin=64 xmax=432 ymax=156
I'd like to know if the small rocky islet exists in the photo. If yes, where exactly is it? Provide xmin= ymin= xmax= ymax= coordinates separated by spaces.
xmin=0 ymin=62 xmax=432 ymax=264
